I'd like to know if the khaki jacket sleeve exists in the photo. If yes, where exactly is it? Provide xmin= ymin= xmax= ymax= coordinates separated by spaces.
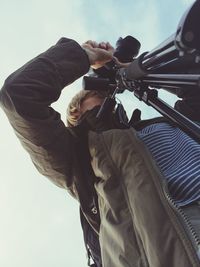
xmin=0 ymin=38 xmax=90 ymax=194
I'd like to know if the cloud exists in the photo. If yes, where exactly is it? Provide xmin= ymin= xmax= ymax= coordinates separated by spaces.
xmin=79 ymin=0 xmax=161 ymax=51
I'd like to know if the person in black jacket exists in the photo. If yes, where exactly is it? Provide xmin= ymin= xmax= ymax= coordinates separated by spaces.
xmin=1 ymin=37 xmax=200 ymax=267
xmin=0 ymin=38 xmax=115 ymax=267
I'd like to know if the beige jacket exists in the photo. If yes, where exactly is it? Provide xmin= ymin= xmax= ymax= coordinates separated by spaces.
xmin=89 ymin=128 xmax=200 ymax=267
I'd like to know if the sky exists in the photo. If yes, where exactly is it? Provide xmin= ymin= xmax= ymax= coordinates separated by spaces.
xmin=0 ymin=0 xmax=195 ymax=266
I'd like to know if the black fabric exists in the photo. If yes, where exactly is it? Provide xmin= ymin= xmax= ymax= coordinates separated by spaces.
xmin=80 ymin=210 xmax=102 ymax=267
xmin=75 ymin=104 xmax=129 ymax=133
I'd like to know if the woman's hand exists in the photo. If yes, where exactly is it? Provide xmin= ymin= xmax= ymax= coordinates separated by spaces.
xmin=82 ymin=40 xmax=114 ymax=69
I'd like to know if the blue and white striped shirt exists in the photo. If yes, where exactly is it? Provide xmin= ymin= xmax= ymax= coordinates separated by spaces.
xmin=137 ymin=122 xmax=200 ymax=206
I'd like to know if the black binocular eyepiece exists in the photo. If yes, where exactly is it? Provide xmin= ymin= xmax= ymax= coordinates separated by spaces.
xmin=93 ymin=36 xmax=141 ymax=80
xmin=114 ymin=35 xmax=141 ymax=63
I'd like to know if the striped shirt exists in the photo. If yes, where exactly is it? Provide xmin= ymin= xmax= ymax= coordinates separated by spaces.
xmin=137 ymin=122 xmax=200 ymax=206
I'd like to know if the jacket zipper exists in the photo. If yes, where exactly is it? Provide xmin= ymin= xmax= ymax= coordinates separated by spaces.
xmin=164 ymin=188 xmax=200 ymax=258
xmin=132 ymin=129 xmax=200 ymax=264
xmin=91 ymin=197 xmax=98 ymax=215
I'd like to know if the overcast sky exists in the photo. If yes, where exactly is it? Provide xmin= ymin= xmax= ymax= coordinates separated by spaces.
xmin=0 ymin=0 xmax=195 ymax=266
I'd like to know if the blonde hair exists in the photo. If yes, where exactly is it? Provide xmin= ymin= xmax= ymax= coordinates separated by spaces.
xmin=66 ymin=90 xmax=107 ymax=127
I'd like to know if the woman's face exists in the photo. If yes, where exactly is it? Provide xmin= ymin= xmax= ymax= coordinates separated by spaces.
xmin=80 ymin=96 xmax=104 ymax=115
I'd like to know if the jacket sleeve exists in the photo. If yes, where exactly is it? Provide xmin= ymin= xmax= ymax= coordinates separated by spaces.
xmin=0 ymin=38 xmax=90 ymax=195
